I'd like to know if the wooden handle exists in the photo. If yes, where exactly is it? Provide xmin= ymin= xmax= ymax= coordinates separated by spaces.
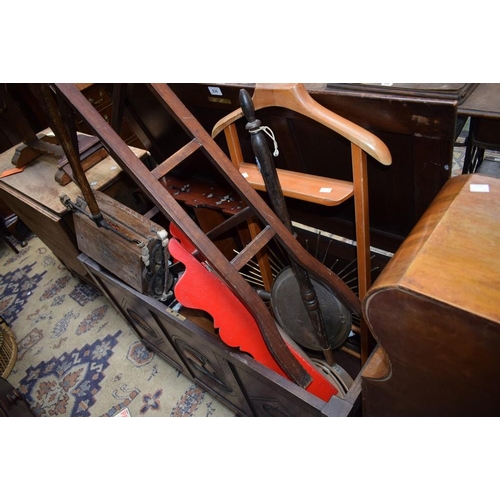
xmin=239 ymin=88 xmax=257 ymax=124
xmin=240 ymin=88 xmax=332 ymax=353
xmin=35 ymin=84 xmax=106 ymax=226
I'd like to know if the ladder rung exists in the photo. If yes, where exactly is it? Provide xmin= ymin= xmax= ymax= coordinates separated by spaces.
xmin=205 ymin=206 xmax=254 ymax=241
xmin=151 ymin=139 xmax=201 ymax=180
xmin=142 ymin=205 xmax=159 ymax=220
xmin=238 ymin=162 xmax=354 ymax=206
xmin=230 ymin=225 xmax=276 ymax=271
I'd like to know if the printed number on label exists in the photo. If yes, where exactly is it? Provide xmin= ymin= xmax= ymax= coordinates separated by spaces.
xmin=208 ymin=86 xmax=223 ymax=96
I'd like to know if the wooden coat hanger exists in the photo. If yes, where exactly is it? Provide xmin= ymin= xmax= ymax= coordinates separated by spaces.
xmin=212 ymin=83 xmax=392 ymax=166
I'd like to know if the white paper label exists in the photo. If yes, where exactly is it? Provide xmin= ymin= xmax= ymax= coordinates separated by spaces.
xmin=114 ymin=408 xmax=131 ymax=417
xmin=470 ymin=184 xmax=490 ymax=192
xmin=242 ymin=172 xmax=249 ymax=178
xmin=208 ymin=86 xmax=222 ymax=96
xmin=319 ymin=187 xmax=332 ymax=193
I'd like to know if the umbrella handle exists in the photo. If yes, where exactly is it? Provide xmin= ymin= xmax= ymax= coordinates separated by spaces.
xmin=240 ymin=89 xmax=333 ymax=358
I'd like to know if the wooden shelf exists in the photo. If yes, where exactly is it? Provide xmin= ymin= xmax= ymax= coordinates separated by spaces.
xmin=238 ymin=162 xmax=354 ymax=206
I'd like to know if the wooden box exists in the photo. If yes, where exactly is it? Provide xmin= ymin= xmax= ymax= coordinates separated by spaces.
xmin=79 ymin=253 xmax=366 ymax=417
xmin=73 ymin=190 xmax=168 ymax=296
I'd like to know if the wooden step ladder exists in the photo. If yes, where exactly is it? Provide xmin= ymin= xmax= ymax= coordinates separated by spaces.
xmin=49 ymin=82 xmax=364 ymax=391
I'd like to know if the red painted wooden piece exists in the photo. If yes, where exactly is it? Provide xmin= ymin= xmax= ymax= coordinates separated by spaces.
xmin=168 ymin=225 xmax=338 ymax=402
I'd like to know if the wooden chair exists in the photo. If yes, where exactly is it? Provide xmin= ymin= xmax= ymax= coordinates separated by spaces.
xmin=212 ymin=83 xmax=392 ymax=363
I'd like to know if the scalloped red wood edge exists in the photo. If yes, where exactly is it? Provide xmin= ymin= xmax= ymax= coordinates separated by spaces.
xmin=168 ymin=224 xmax=338 ymax=402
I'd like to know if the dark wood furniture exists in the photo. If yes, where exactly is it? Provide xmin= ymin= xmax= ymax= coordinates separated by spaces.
xmin=361 ymin=173 xmax=500 ymax=416
xmin=458 ymin=83 xmax=500 ymax=119
xmin=79 ymin=253 xmax=364 ymax=417
xmin=74 ymin=84 xmax=144 ymax=149
xmin=1 ymin=84 xmax=370 ymax=415
xmin=0 ymin=84 xmax=144 ymax=156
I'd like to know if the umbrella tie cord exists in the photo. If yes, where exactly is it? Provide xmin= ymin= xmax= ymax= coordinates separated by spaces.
xmin=249 ymin=125 xmax=279 ymax=157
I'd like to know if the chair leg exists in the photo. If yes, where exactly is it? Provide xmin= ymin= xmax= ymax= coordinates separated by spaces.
xmin=351 ymin=144 xmax=372 ymax=365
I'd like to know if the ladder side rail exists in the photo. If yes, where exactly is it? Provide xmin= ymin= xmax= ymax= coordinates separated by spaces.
xmin=53 ymin=83 xmax=312 ymax=389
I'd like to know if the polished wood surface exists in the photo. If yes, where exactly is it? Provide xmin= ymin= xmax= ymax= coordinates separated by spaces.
xmin=362 ymin=173 xmax=500 ymax=415
xmin=368 ymin=174 xmax=500 ymax=321
xmin=224 ymin=157 xmax=354 ymax=206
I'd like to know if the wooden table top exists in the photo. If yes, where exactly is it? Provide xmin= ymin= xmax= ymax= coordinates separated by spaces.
xmin=0 ymin=133 xmax=145 ymax=215
xmin=458 ymin=83 xmax=500 ymax=118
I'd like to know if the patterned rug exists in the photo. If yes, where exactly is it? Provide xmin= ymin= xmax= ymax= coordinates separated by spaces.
xmin=0 ymin=235 xmax=234 ymax=417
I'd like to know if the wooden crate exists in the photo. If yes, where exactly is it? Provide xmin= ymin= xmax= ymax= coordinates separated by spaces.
xmin=79 ymin=254 xmax=366 ymax=417
xmin=73 ymin=190 xmax=168 ymax=296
